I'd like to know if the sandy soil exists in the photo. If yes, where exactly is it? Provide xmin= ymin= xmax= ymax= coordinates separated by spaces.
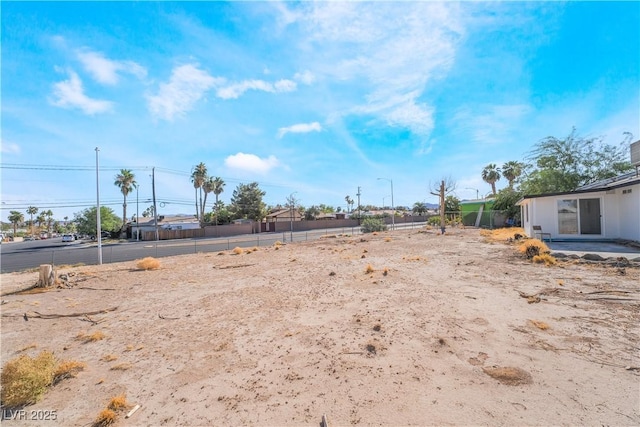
xmin=1 ymin=228 xmax=639 ymax=426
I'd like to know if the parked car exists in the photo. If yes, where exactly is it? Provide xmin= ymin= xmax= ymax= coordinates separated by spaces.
xmin=62 ymin=234 xmax=74 ymax=242
xmin=24 ymin=236 xmax=35 ymax=241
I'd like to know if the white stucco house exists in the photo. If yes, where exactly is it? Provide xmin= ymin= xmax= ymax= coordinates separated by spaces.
xmin=517 ymin=171 xmax=640 ymax=243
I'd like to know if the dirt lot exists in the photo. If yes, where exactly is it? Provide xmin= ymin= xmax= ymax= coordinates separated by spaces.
xmin=1 ymin=228 xmax=639 ymax=426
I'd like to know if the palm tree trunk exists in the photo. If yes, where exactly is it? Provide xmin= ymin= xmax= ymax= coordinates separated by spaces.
xmin=194 ymin=188 xmax=199 ymax=221
xmin=123 ymin=196 xmax=128 ymax=230
xmin=491 ymin=182 xmax=497 ymax=195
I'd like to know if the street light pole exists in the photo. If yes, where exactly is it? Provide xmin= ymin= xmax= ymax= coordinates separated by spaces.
xmin=95 ymin=147 xmax=102 ymax=265
xmin=377 ymin=178 xmax=394 ymax=230
xmin=289 ymin=191 xmax=297 ymax=243
xmin=136 ymin=184 xmax=139 ymax=241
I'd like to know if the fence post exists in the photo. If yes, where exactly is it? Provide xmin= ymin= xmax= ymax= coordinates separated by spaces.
xmin=257 ymin=235 xmax=260 ymax=247
xmin=227 ymin=239 xmax=230 ymax=250
xmin=51 ymin=251 xmax=55 ymax=266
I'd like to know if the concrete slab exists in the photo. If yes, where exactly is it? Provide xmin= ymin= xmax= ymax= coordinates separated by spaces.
xmin=547 ymin=241 xmax=640 ymax=260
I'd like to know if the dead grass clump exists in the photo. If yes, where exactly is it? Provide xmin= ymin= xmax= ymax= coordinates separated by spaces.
xmin=110 ymin=363 xmax=132 ymax=371
xmin=482 ymin=366 xmax=532 ymax=385
xmin=101 ymin=354 xmax=118 ymax=362
xmin=108 ymin=393 xmax=129 ymax=411
xmin=93 ymin=409 xmax=117 ymax=427
xmin=136 ymin=257 xmax=161 ymax=270
xmin=53 ymin=360 xmax=85 ymax=383
xmin=518 ymin=239 xmax=550 ymax=259
xmin=384 ymin=237 xmax=391 ymax=242
xmin=530 ymin=320 xmax=550 ymax=330
xmin=79 ymin=331 xmax=106 ymax=343
xmin=533 ymin=253 xmax=557 ymax=265
xmin=1 ymin=351 xmax=56 ymax=407
xmin=232 ymin=247 xmax=244 ymax=255
xmin=383 ymin=267 xmax=389 ymax=276
xmin=365 ymin=264 xmax=374 ymax=274
xmin=481 ymin=227 xmax=526 ymax=242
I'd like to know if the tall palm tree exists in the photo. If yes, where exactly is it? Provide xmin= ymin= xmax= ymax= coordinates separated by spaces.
xmin=212 ymin=177 xmax=225 ymax=226
xmin=345 ymin=195 xmax=354 ymax=214
xmin=201 ymin=176 xmax=215 ymax=223
xmin=36 ymin=212 xmax=46 ymax=233
xmin=8 ymin=211 xmax=24 ymax=237
xmin=481 ymin=164 xmax=501 ymax=196
xmin=26 ymin=206 xmax=38 ymax=237
xmin=501 ymin=161 xmax=524 ymax=189
xmin=114 ymin=169 xmax=137 ymax=230
xmin=190 ymin=163 xmax=207 ymax=221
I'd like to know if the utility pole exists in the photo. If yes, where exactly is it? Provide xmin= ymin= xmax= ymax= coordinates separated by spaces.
xmin=152 ymin=167 xmax=159 ymax=241
xmin=356 ymin=186 xmax=362 ymax=225
xmin=430 ymin=180 xmax=447 ymax=235
xmin=95 ymin=147 xmax=102 ymax=265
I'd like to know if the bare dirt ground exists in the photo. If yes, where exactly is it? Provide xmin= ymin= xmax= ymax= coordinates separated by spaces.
xmin=1 ymin=228 xmax=639 ymax=426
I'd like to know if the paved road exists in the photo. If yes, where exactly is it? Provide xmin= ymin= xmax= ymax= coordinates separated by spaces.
xmin=0 ymin=223 xmax=423 ymax=273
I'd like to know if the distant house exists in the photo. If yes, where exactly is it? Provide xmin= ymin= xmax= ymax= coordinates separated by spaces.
xmin=265 ymin=209 xmax=302 ymax=223
xmin=517 ymin=171 xmax=640 ymax=243
xmin=129 ymin=215 xmax=199 ymax=239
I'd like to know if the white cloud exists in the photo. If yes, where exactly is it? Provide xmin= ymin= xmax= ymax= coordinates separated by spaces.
xmin=77 ymin=50 xmax=147 ymax=85
xmin=278 ymin=2 xmax=464 ymax=138
xmin=224 ymin=152 xmax=281 ymax=174
xmin=294 ymin=70 xmax=315 ymax=85
xmin=1 ymin=140 xmax=20 ymax=154
xmin=216 ymin=78 xmax=297 ymax=100
xmin=453 ymin=103 xmax=532 ymax=145
xmin=51 ymin=70 xmax=113 ymax=115
xmin=277 ymin=122 xmax=322 ymax=138
xmin=147 ymin=64 xmax=223 ymax=121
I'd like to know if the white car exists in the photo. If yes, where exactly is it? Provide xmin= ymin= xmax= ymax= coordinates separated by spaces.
xmin=62 ymin=234 xmax=74 ymax=242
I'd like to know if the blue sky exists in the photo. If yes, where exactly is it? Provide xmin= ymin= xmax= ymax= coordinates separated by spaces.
xmin=2 ymin=1 xmax=639 ymax=221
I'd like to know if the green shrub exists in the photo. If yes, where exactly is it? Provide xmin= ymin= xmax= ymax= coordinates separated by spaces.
xmin=1 ymin=351 xmax=56 ymax=407
xmin=361 ymin=217 xmax=388 ymax=233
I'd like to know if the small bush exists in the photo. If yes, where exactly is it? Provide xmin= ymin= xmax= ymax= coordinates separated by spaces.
xmin=384 ymin=237 xmax=391 ymax=242
xmin=232 ymin=247 xmax=244 ymax=255
xmin=365 ymin=264 xmax=374 ymax=274
xmin=361 ymin=218 xmax=387 ymax=233
xmin=1 ymin=351 xmax=56 ymax=407
xmin=108 ymin=393 xmax=129 ymax=411
xmin=93 ymin=409 xmax=117 ymax=427
xmin=532 ymin=254 xmax=557 ymax=266
xmin=518 ymin=239 xmax=550 ymax=259
xmin=53 ymin=360 xmax=85 ymax=383
xmin=136 ymin=257 xmax=161 ymax=270
xmin=383 ymin=267 xmax=389 ymax=276
xmin=78 ymin=331 xmax=106 ymax=343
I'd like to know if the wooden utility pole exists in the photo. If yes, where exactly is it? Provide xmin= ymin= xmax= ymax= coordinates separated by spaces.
xmin=430 ymin=180 xmax=447 ymax=235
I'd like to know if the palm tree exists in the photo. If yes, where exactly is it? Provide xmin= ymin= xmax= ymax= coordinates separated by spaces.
xmin=413 ymin=201 xmax=427 ymax=216
xmin=8 ymin=211 xmax=24 ymax=237
xmin=482 ymin=164 xmax=501 ymax=196
xmin=190 ymin=163 xmax=207 ymax=222
xmin=36 ymin=212 xmax=46 ymax=234
xmin=201 ymin=176 xmax=215 ymax=223
xmin=345 ymin=196 xmax=354 ymax=214
xmin=114 ymin=169 xmax=137 ymax=230
xmin=501 ymin=161 xmax=524 ymax=189
xmin=44 ymin=209 xmax=54 ymax=237
xmin=212 ymin=177 xmax=225 ymax=226
xmin=26 ymin=206 xmax=38 ymax=237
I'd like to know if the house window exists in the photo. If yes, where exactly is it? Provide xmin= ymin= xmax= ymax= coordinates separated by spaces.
xmin=557 ymin=199 xmax=578 ymax=234
xmin=557 ymin=198 xmax=602 ymax=235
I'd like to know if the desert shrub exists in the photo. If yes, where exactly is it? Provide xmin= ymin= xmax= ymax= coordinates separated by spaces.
xmin=1 ymin=351 xmax=56 ymax=407
xmin=518 ymin=239 xmax=549 ymax=259
xmin=232 ymin=247 xmax=244 ymax=255
xmin=136 ymin=257 xmax=161 ymax=270
xmin=53 ymin=360 xmax=85 ymax=383
xmin=110 ymin=363 xmax=132 ymax=371
xmin=108 ymin=393 xmax=129 ymax=411
xmin=361 ymin=218 xmax=387 ymax=233
xmin=427 ymin=216 xmax=441 ymax=226
xmin=93 ymin=409 xmax=117 ymax=427
xmin=365 ymin=264 xmax=374 ymax=274
xmin=532 ymin=254 xmax=557 ymax=265
xmin=78 ymin=331 xmax=106 ymax=343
